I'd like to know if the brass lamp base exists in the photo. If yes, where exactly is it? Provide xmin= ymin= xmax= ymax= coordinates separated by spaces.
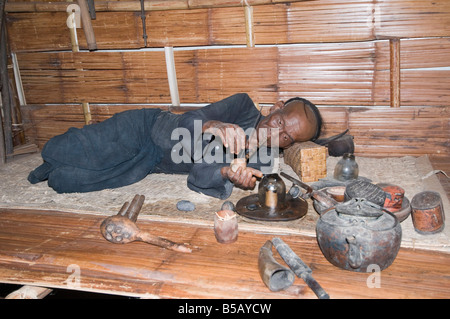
xmin=236 ymin=193 xmax=308 ymax=221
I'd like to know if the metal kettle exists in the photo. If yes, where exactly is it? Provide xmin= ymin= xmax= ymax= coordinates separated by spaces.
xmin=316 ymin=198 xmax=402 ymax=272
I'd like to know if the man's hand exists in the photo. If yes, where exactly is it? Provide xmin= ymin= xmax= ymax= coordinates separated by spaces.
xmin=221 ymin=165 xmax=263 ymax=190
xmin=203 ymin=120 xmax=246 ymax=155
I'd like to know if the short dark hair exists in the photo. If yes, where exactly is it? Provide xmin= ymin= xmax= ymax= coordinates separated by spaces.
xmin=284 ymin=97 xmax=322 ymax=141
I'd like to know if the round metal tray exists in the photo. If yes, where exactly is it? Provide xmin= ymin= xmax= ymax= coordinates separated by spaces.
xmin=236 ymin=193 xmax=308 ymax=221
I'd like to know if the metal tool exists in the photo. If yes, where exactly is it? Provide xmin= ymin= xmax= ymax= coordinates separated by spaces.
xmin=281 ymin=171 xmax=338 ymax=210
xmin=77 ymin=0 xmax=97 ymax=50
xmin=199 ymin=109 xmax=263 ymax=170
xmin=86 ymin=0 xmax=96 ymax=20
xmin=242 ymin=109 xmax=263 ymax=161
xmin=100 ymin=195 xmax=192 ymax=253
xmin=140 ymin=0 xmax=148 ymax=47
xmin=229 ymin=110 xmax=265 ymax=172
xmin=271 ymin=237 xmax=330 ymax=299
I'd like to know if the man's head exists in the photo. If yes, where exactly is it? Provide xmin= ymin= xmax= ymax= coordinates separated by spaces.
xmin=256 ymin=97 xmax=322 ymax=149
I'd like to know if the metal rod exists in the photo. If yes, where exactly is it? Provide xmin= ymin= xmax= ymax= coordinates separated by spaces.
xmin=272 ymin=237 xmax=330 ymax=299
xmin=140 ymin=0 xmax=148 ymax=47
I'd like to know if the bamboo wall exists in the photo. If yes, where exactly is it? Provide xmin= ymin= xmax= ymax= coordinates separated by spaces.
xmin=3 ymin=0 xmax=450 ymax=157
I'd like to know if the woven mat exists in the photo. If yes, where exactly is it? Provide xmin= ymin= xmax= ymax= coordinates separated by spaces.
xmin=0 ymin=153 xmax=448 ymax=252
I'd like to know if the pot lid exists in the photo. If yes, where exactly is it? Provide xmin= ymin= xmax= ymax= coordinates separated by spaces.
xmin=321 ymin=198 xmax=398 ymax=231
xmin=335 ymin=198 xmax=383 ymax=218
xmin=344 ymin=180 xmax=386 ymax=207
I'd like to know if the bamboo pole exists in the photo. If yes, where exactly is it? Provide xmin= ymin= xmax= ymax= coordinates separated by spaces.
xmin=244 ymin=5 xmax=255 ymax=47
xmin=390 ymin=38 xmax=401 ymax=108
xmin=164 ymin=47 xmax=180 ymax=107
xmin=82 ymin=101 xmax=92 ymax=124
xmin=67 ymin=0 xmax=80 ymax=53
xmin=77 ymin=0 xmax=97 ymax=50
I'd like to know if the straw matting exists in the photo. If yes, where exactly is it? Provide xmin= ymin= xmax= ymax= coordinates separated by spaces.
xmin=0 ymin=153 xmax=448 ymax=252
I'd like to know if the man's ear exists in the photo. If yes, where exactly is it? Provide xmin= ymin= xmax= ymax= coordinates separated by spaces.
xmin=269 ymin=100 xmax=284 ymax=113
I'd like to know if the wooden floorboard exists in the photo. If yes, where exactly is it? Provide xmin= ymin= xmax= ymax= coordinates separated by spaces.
xmin=0 ymin=208 xmax=449 ymax=299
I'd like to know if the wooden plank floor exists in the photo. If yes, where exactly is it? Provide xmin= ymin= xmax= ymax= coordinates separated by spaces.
xmin=0 ymin=208 xmax=448 ymax=299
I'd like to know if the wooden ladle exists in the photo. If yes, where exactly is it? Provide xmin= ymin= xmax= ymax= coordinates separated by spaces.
xmin=100 ymin=195 xmax=192 ymax=253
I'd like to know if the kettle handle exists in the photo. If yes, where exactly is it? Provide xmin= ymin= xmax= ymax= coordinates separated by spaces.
xmin=346 ymin=236 xmax=362 ymax=269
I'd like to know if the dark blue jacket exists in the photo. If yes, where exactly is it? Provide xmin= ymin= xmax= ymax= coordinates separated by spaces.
xmin=28 ymin=93 xmax=267 ymax=199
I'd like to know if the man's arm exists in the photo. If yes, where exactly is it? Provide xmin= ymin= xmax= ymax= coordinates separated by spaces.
xmin=181 ymin=93 xmax=265 ymax=197
xmin=187 ymin=163 xmax=234 ymax=199
xmin=220 ymin=165 xmax=263 ymax=190
xmin=201 ymin=120 xmax=247 ymax=155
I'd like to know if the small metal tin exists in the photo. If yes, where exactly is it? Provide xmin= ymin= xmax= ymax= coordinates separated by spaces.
xmin=378 ymin=183 xmax=405 ymax=212
xmin=410 ymin=191 xmax=445 ymax=235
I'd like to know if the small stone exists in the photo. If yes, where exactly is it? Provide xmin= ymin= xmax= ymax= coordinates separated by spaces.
xmin=221 ymin=201 xmax=235 ymax=211
xmin=176 ymin=200 xmax=195 ymax=211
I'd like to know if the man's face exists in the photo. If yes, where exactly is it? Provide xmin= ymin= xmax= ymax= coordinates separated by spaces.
xmin=256 ymin=100 xmax=318 ymax=149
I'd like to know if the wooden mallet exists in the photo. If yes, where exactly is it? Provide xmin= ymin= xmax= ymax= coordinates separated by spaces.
xmin=100 ymin=195 xmax=192 ymax=253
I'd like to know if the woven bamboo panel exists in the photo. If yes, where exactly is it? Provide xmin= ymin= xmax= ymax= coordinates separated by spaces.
xmin=304 ymin=106 xmax=449 ymax=159
xmin=22 ymin=103 xmax=169 ymax=148
xmin=376 ymin=0 xmax=450 ymax=38
xmin=22 ymin=104 xmax=449 ymax=158
xmin=346 ymin=106 xmax=450 ymax=158
xmin=21 ymin=104 xmax=86 ymax=148
xmin=6 ymin=12 xmax=144 ymax=52
xmin=5 ymin=7 xmax=248 ymax=52
xmin=16 ymin=37 xmax=450 ymax=106
xmin=146 ymin=7 xmax=247 ymax=47
xmin=187 ymin=47 xmax=278 ymax=103
xmin=399 ymin=38 xmax=450 ymax=106
xmin=253 ymin=0 xmax=374 ymax=44
xmin=283 ymin=141 xmax=328 ymax=182
xmin=146 ymin=9 xmax=209 ymax=47
xmin=17 ymin=51 xmax=170 ymax=104
xmin=6 ymin=12 xmax=71 ymax=52
xmin=401 ymin=38 xmax=450 ymax=69
xmin=6 ymin=1 xmax=450 ymax=52
xmin=277 ymin=41 xmax=390 ymax=105
xmin=401 ymin=71 xmax=450 ymax=106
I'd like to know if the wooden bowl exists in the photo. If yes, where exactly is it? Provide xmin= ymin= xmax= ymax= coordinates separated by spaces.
xmin=389 ymin=197 xmax=411 ymax=223
xmin=324 ymin=186 xmax=346 ymax=202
